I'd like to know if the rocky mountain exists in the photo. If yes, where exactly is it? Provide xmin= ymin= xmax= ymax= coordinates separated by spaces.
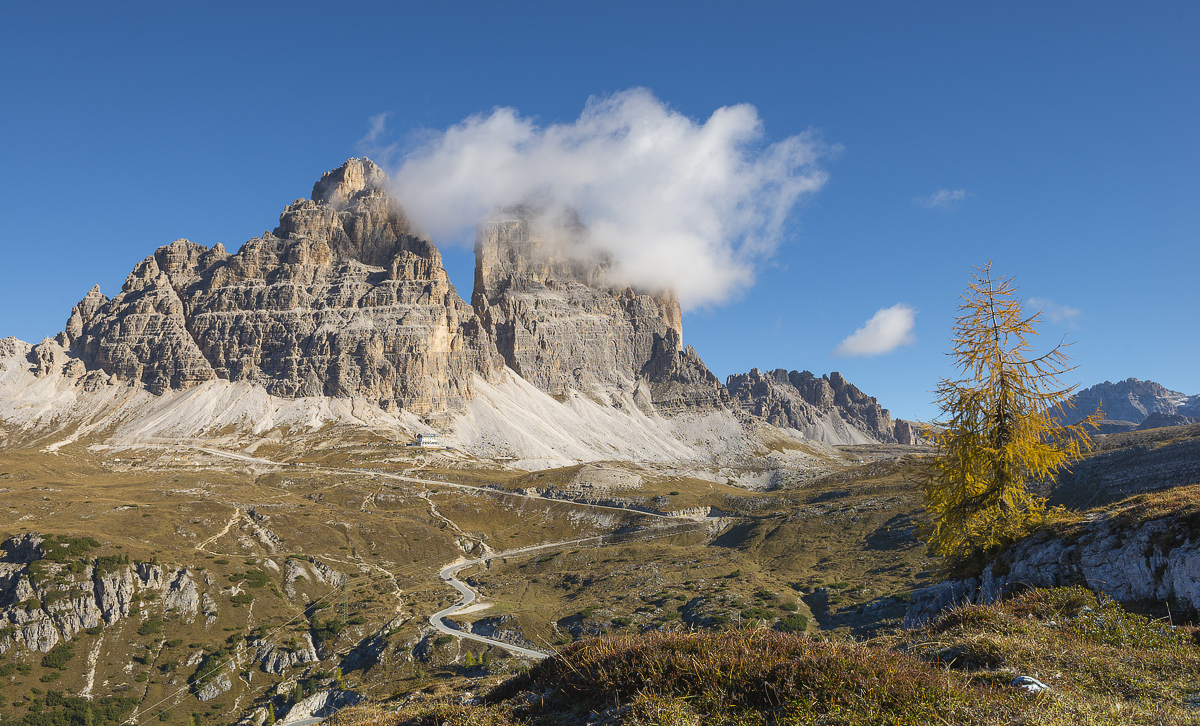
xmin=42 ymin=160 xmax=731 ymax=428
xmin=1054 ymin=377 xmax=1200 ymax=433
xmin=472 ymin=208 xmax=728 ymax=414
xmin=3 ymin=157 xmax=909 ymax=462
xmin=726 ymin=368 xmax=908 ymax=445
xmin=56 ymin=158 xmax=502 ymax=420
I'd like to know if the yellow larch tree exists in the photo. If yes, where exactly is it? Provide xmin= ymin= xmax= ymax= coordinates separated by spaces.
xmin=923 ymin=263 xmax=1099 ymax=566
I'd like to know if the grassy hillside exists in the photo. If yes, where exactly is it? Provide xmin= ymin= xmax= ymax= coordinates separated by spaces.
xmin=330 ymin=586 xmax=1200 ymax=726
xmin=0 ymin=434 xmax=942 ymax=725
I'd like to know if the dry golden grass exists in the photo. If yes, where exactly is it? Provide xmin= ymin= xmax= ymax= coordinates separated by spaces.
xmin=332 ymin=588 xmax=1200 ymax=725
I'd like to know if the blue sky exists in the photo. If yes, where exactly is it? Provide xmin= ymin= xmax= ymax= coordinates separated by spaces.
xmin=1 ymin=2 xmax=1196 ymax=422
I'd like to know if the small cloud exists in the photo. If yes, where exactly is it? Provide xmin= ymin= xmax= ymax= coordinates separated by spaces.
xmin=1028 ymin=297 xmax=1081 ymax=325
xmin=833 ymin=304 xmax=917 ymax=357
xmin=916 ymin=188 xmax=972 ymax=208
xmin=356 ymin=113 xmax=400 ymax=165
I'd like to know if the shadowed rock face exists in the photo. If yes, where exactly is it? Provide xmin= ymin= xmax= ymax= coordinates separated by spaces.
xmin=59 ymin=158 xmax=502 ymax=416
xmin=726 ymin=368 xmax=899 ymax=444
xmin=471 ymin=209 xmax=726 ymax=411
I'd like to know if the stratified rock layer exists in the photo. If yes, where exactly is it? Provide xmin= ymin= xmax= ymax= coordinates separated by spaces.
xmin=59 ymin=159 xmax=501 ymax=417
xmin=34 ymin=158 xmax=901 ymax=445
xmin=726 ymin=368 xmax=900 ymax=444
xmin=471 ymin=210 xmax=726 ymax=412
xmin=1054 ymin=377 xmax=1200 ymax=427
xmin=904 ymin=502 xmax=1200 ymax=627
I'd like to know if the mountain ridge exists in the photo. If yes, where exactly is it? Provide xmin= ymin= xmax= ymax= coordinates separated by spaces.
xmin=5 ymin=158 xmax=904 ymax=461
xmin=1054 ymin=377 xmax=1200 ymax=433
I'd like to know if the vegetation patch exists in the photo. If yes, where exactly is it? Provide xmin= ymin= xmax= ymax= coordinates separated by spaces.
xmin=330 ymin=586 xmax=1200 ymax=726
xmin=41 ymin=535 xmax=101 ymax=563
xmin=40 ymin=643 xmax=75 ymax=670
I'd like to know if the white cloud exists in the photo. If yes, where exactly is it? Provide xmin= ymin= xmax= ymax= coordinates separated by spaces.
xmin=386 ymin=88 xmax=828 ymax=310
xmin=1028 ymin=297 xmax=1081 ymax=325
xmin=833 ymin=304 xmax=917 ymax=357
xmin=356 ymin=112 xmax=400 ymax=165
xmin=916 ymin=188 xmax=972 ymax=208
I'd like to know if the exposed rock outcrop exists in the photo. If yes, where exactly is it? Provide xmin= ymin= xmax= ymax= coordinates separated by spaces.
xmin=904 ymin=501 xmax=1200 ymax=627
xmin=465 ymin=614 xmax=540 ymax=651
xmin=0 ymin=535 xmax=180 ymax=653
xmin=471 ymin=209 xmax=725 ymax=413
xmin=254 ymin=633 xmax=319 ymax=674
xmin=163 ymin=568 xmax=200 ymax=618
xmin=59 ymin=158 xmax=502 ymax=418
xmin=279 ymin=689 xmax=364 ymax=725
xmin=726 ymin=368 xmax=901 ymax=444
xmin=196 ymin=672 xmax=233 ymax=701
xmin=1054 ymin=377 xmax=1199 ymax=428
xmin=1137 ymin=412 xmax=1199 ymax=431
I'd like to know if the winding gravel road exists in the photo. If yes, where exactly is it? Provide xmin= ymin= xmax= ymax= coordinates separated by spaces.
xmin=191 ymin=446 xmax=714 ymax=661
xmin=427 ymin=537 xmax=611 ymax=660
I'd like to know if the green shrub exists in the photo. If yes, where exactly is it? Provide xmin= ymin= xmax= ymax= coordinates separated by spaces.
xmin=241 ymin=570 xmax=271 ymax=588
xmin=41 ymin=536 xmax=101 ymax=563
xmin=41 ymin=643 xmax=75 ymax=670
xmin=93 ymin=554 xmax=130 ymax=573
xmin=313 ymin=618 xmax=344 ymax=641
xmin=778 ymin=614 xmax=809 ymax=633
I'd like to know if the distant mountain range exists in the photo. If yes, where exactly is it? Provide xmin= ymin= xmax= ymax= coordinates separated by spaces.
xmin=1055 ymin=378 xmax=1200 ymax=433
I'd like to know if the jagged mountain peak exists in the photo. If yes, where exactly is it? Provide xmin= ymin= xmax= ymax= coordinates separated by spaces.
xmin=2 ymin=158 xmax=910 ymax=461
xmin=311 ymin=157 xmax=390 ymax=208
xmin=1054 ymin=377 xmax=1199 ymax=433
xmin=726 ymin=367 xmax=905 ymax=445
xmin=51 ymin=158 xmax=500 ymax=411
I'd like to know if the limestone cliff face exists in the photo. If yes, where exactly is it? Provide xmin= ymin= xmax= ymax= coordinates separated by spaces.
xmin=726 ymin=368 xmax=900 ymax=444
xmin=471 ymin=210 xmax=726 ymax=412
xmin=59 ymin=159 xmax=501 ymax=417
xmin=904 ymin=503 xmax=1200 ymax=627
xmin=1054 ymin=377 xmax=1199 ymax=428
